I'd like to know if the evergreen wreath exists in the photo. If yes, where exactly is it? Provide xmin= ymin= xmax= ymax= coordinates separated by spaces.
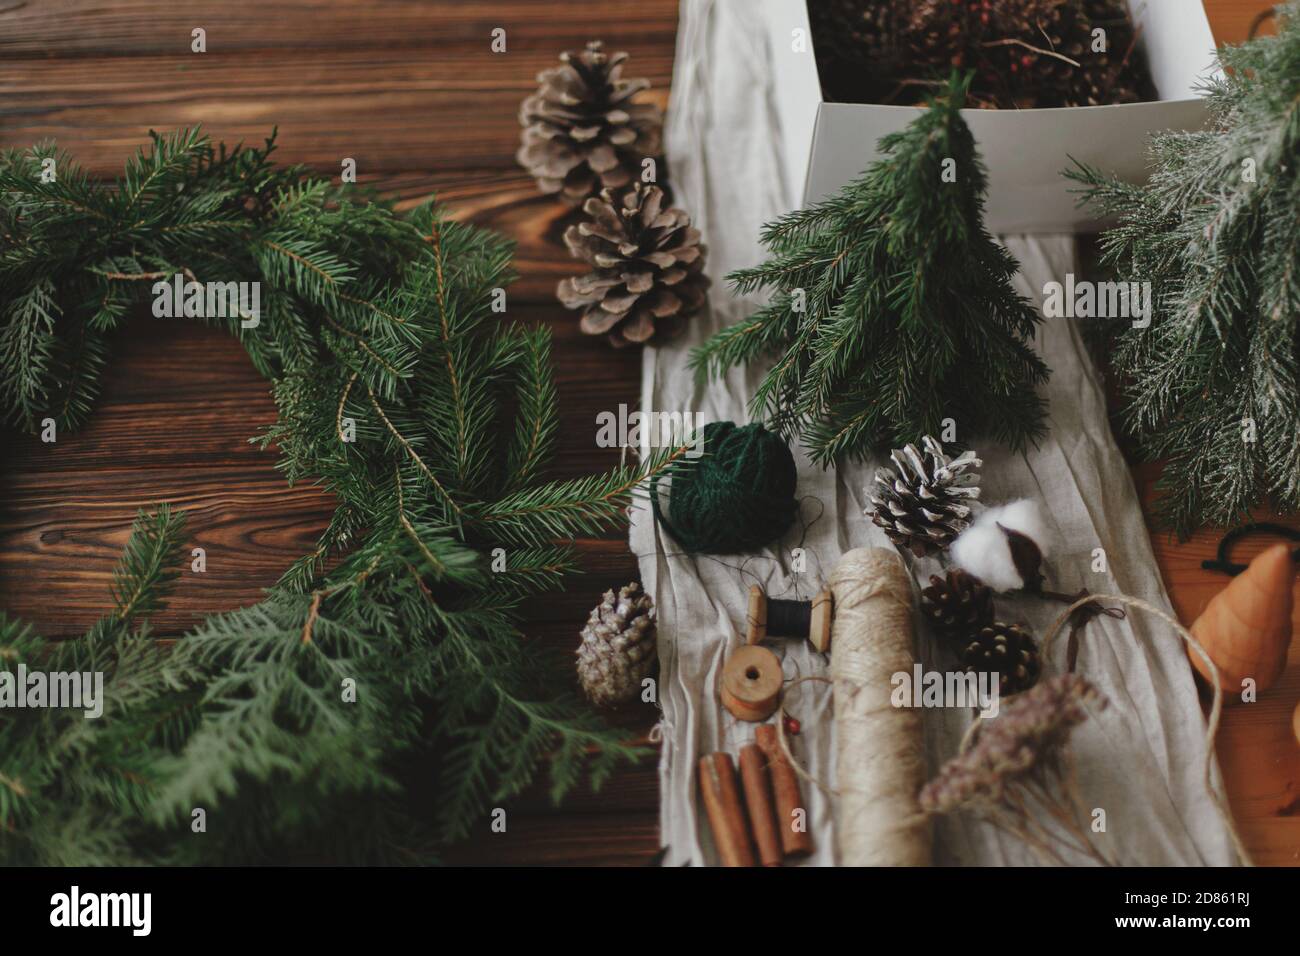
xmin=689 ymin=74 xmax=1049 ymax=464
xmin=0 ymin=129 xmax=686 ymax=864
xmin=1068 ymin=2 xmax=1300 ymax=536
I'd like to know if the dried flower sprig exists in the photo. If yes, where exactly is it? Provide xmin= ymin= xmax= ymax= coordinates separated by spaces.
xmin=920 ymin=674 xmax=1115 ymax=865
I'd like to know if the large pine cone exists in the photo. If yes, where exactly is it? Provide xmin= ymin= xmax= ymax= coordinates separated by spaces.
xmin=961 ymin=622 xmax=1041 ymax=696
xmin=867 ymin=436 xmax=981 ymax=557
xmin=922 ymin=568 xmax=995 ymax=643
xmin=517 ymin=40 xmax=663 ymax=206
xmin=557 ymin=184 xmax=709 ymax=347
xmin=577 ymin=582 xmax=657 ymax=707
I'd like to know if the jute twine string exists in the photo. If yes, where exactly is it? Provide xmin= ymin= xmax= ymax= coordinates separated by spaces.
xmin=774 ymin=675 xmax=833 ymax=794
xmin=1038 ymin=593 xmax=1254 ymax=867
xmin=827 ymin=548 xmax=931 ymax=865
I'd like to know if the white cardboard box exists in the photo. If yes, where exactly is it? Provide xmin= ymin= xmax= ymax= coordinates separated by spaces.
xmin=762 ymin=0 xmax=1219 ymax=232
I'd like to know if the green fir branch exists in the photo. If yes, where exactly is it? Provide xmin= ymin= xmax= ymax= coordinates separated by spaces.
xmin=105 ymin=505 xmax=189 ymax=631
xmin=1068 ymin=3 xmax=1300 ymax=535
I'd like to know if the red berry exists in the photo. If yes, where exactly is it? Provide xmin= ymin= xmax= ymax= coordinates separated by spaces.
xmin=783 ymin=714 xmax=801 ymax=736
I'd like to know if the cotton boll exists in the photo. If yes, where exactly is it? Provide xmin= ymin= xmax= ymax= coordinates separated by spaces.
xmin=989 ymin=499 xmax=1052 ymax=561
xmin=951 ymin=499 xmax=1051 ymax=592
xmin=951 ymin=522 xmax=1023 ymax=592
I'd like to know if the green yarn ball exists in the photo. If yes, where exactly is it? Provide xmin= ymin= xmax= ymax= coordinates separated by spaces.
xmin=650 ymin=421 xmax=799 ymax=554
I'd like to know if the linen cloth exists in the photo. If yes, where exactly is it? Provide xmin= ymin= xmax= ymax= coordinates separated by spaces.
xmin=629 ymin=0 xmax=1238 ymax=866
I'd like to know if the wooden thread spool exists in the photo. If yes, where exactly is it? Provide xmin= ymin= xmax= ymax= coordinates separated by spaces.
xmin=720 ymin=645 xmax=783 ymax=722
xmin=746 ymin=584 xmax=833 ymax=652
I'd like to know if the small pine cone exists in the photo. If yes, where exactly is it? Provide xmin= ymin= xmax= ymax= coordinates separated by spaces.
xmin=921 ymin=568 xmax=995 ymax=643
xmin=867 ymin=435 xmax=981 ymax=557
xmin=557 ymin=183 xmax=709 ymax=347
xmin=961 ymin=622 xmax=1041 ymax=696
xmin=517 ymin=40 xmax=663 ymax=206
xmin=577 ymin=582 xmax=657 ymax=707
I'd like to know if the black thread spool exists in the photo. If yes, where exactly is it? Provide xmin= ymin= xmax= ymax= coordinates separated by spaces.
xmin=768 ymin=598 xmax=813 ymax=636
xmin=745 ymin=584 xmax=833 ymax=653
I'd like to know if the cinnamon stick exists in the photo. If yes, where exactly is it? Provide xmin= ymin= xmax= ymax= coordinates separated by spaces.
xmin=739 ymin=743 xmax=782 ymax=867
xmin=756 ymin=724 xmax=814 ymax=858
xmin=697 ymin=752 xmax=756 ymax=867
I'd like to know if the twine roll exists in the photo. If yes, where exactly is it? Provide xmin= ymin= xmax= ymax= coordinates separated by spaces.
xmin=829 ymin=547 xmax=931 ymax=866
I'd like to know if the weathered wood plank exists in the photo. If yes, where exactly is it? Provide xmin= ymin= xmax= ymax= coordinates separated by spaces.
xmin=442 ymin=812 xmax=662 ymax=866
xmin=0 ymin=1 xmax=680 ymax=57
xmin=0 ymin=50 xmax=671 ymax=177
xmin=4 ymin=310 xmax=640 ymax=473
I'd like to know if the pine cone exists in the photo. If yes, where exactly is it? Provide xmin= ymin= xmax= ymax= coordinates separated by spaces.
xmin=961 ymin=622 xmax=1041 ymax=696
xmin=557 ymin=183 xmax=709 ymax=347
xmin=921 ymin=568 xmax=995 ymax=643
xmin=577 ymin=582 xmax=657 ymax=707
xmin=517 ymin=40 xmax=663 ymax=206
xmin=808 ymin=0 xmax=910 ymax=102
xmin=905 ymin=0 xmax=984 ymax=72
xmin=1001 ymin=0 xmax=1148 ymax=107
xmin=867 ymin=436 xmax=981 ymax=557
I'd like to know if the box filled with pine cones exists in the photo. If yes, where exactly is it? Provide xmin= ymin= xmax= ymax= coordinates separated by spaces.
xmin=762 ymin=0 xmax=1217 ymax=232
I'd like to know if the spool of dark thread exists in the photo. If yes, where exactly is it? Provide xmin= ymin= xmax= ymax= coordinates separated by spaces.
xmin=745 ymin=584 xmax=832 ymax=653
xmin=767 ymin=598 xmax=813 ymax=638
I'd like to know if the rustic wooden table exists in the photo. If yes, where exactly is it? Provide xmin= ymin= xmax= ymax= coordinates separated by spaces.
xmin=1 ymin=0 xmax=1295 ymax=866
